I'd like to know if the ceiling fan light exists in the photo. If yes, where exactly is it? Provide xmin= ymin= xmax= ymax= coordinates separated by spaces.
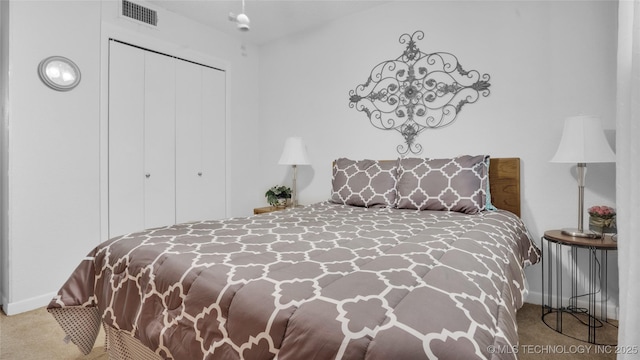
xmin=236 ymin=13 xmax=250 ymax=31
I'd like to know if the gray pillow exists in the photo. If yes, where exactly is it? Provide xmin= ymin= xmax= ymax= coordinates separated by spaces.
xmin=395 ymin=155 xmax=488 ymax=214
xmin=331 ymin=158 xmax=398 ymax=208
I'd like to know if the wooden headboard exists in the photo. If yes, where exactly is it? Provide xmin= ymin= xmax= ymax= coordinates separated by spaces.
xmin=332 ymin=157 xmax=521 ymax=217
xmin=488 ymin=158 xmax=521 ymax=217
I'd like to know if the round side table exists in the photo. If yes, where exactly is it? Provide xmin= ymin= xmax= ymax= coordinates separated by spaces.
xmin=541 ymin=230 xmax=617 ymax=344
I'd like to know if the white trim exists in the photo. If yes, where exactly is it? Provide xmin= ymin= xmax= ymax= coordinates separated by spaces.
xmin=1 ymin=291 xmax=56 ymax=316
xmin=0 ymin=0 xmax=11 ymax=315
xmin=101 ymin=21 xmax=229 ymax=72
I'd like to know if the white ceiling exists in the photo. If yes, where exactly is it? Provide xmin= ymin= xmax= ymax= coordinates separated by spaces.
xmin=146 ymin=0 xmax=389 ymax=45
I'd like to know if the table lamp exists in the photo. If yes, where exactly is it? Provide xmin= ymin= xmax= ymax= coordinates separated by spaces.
xmin=278 ymin=137 xmax=310 ymax=207
xmin=550 ymin=115 xmax=616 ymax=238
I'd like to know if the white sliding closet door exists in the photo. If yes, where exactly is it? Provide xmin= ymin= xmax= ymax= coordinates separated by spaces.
xmin=144 ymin=52 xmax=176 ymax=229
xmin=108 ymin=41 xmax=145 ymax=238
xmin=109 ymin=40 xmax=226 ymax=238
xmin=200 ymin=67 xmax=226 ymax=220
xmin=175 ymin=61 xmax=226 ymax=223
xmin=109 ymin=42 xmax=177 ymax=238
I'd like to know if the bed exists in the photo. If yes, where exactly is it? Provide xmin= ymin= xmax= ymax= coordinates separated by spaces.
xmin=48 ymin=156 xmax=539 ymax=360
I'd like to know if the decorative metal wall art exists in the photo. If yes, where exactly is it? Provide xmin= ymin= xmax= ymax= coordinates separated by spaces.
xmin=348 ymin=31 xmax=491 ymax=155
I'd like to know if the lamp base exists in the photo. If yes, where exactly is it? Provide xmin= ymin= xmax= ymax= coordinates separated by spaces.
xmin=560 ymin=228 xmax=601 ymax=239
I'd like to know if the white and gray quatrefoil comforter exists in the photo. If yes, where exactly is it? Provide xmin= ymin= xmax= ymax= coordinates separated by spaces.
xmin=49 ymin=201 xmax=540 ymax=360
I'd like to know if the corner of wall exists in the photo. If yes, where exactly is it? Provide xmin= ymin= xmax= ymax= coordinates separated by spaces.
xmin=0 ymin=0 xmax=11 ymax=309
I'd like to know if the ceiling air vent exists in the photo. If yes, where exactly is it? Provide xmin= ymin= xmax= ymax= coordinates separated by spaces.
xmin=122 ymin=0 xmax=158 ymax=26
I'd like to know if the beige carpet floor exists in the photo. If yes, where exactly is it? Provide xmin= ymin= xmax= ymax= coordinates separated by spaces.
xmin=518 ymin=304 xmax=618 ymax=360
xmin=0 ymin=303 xmax=618 ymax=359
xmin=0 ymin=307 xmax=107 ymax=360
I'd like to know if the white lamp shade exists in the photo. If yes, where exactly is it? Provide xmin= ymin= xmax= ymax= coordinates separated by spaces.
xmin=278 ymin=137 xmax=310 ymax=165
xmin=550 ymin=115 xmax=616 ymax=163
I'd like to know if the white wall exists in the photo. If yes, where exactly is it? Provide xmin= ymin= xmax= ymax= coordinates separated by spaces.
xmin=0 ymin=0 xmax=10 ymax=308
xmin=1 ymin=0 xmax=261 ymax=315
xmin=2 ymin=0 xmax=102 ymax=314
xmin=258 ymin=1 xmax=619 ymax=313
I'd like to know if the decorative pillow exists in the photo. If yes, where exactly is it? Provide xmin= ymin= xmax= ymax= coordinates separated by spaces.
xmin=331 ymin=158 xmax=398 ymax=208
xmin=396 ymin=155 xmax=489 ymax=214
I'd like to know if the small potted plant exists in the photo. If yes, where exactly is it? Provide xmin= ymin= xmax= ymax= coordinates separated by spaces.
xmin=265 ymin=185 xmax=292 ymax=207
xmin=588 ymin=205 xmax=616 ymax=234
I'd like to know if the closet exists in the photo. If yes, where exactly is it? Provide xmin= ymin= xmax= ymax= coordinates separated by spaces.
xmin=108 ymin=40 xmax=226 ymax=238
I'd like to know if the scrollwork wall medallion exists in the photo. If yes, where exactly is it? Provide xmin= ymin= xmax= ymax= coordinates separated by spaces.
xmin=348 ymin=31 xmax=491 ymax=155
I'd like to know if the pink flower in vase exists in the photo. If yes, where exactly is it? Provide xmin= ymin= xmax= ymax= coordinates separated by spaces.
xmin=588 ymin=205 xmax=616 ymax=218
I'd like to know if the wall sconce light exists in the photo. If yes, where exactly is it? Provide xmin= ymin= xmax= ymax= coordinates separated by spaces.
xmin=38 ymin=56 xmax=81 ymax=91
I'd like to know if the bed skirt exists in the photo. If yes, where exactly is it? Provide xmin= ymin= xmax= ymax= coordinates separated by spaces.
xmin=104 ymin=323 xmax=162 ymax=360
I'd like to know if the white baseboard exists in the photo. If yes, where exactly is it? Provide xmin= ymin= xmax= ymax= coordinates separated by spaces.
xmin=526 ymin=290 xmax=619 ymax=320
xmin=1 ymin=292 xmax=57 ymax=316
